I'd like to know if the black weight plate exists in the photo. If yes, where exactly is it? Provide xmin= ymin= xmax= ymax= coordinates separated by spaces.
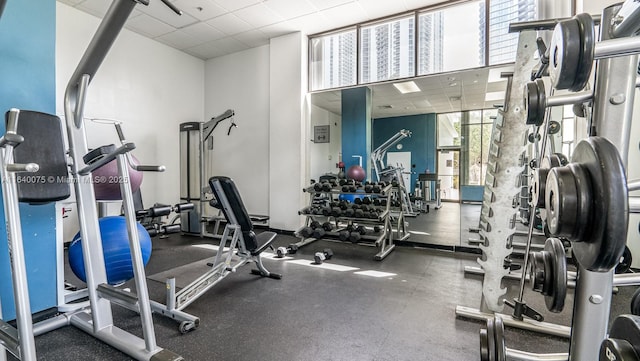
xmin=546 ymin=166 xmax=580 ymax=237
xmin=571 ymin=137 xmax=628 ymax=271
xmin=493 ymin=317 xmax=506 ymax=361
xmin=571 ymin=13 xmax=595 ymax=92
xmin=532 ymin=168 xmax=549 ymax=208
xmin=545 ymin=237 xmax=567 ymax=313
xmin=631 ymin=288 xmax=640 ymax=316
xmin=480 ymin=328 xmax=490 ymax=361
xmin=609 ymin=315 xmax=640 ymax=356
xmin=600 ymin=339 xmax=640 ymax=361
xmin=616 ymin=246 xmax=633 ymax=274
xmin=525 ymin=79 xmax=546 ymax=126
xmin=550 ymin=18 xmax=582 ymax=90
xmin=486 ymin=317 xmax=496 ymax=361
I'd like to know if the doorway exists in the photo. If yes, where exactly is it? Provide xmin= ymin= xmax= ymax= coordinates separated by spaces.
xmin=437 ymin=149 xmax=460 ymax=201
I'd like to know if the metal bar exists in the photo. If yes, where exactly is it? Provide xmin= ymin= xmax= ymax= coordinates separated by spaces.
xmin=628 ymin=179 xmax=640 ymax=192
xmin=0 ymin=140 xmax=37 ymax=359
xmin=506 ymin=349 xmax=568 ymax=361
xmin=546 ymin=91 xmax=593 ymax=107
xmin=508 ymin=15 xmax=601 ymax=33
xmin=593 ymin=35 xmax=640 ymax=60
xmin=630 ymin=197 xmax=640 ymax=213
xmin=117 ymin=153 xmax=158 ymax=352
xmin=455 ymin=306 xmax=571 ymax=338
xmin=611 ymin=0 xmax=640 ymax=38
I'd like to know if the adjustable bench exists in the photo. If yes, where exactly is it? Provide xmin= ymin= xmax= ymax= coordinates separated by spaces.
xmin=149 ymin=175 xmax=281 ymax=333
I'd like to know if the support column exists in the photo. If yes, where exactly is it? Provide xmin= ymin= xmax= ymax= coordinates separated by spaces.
xmin=341 ymin=87 xmax=372 ymax=179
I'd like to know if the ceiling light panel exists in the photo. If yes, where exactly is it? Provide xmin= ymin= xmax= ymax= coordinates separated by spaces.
xmin=393 ymin=81 xmax=421 ymax=94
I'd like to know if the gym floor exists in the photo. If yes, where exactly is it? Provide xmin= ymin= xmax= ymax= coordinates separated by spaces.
xmin=17 ymin=228 xmax=636 ymax=360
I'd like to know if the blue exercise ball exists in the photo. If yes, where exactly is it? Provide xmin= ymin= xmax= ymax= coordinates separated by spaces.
xmin=68 ymin=216 xmax=152 ymax=285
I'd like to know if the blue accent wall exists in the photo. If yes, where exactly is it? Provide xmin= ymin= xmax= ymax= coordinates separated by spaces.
xmin=373 ymin=114 xmax=436 ymax=190
xmin=0 ymin=0 xmax=57 ymax=320
xmin=341 ymin=87 xmax=371 ymax=179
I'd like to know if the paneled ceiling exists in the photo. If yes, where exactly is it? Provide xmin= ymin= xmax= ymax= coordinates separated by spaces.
xmin=311 ymin=65 xmax=513 ymax=118
xmin=59 ymin=0 xmax=513 ymax=117
xmin=58 ymin=0 xmax=445 ymax=60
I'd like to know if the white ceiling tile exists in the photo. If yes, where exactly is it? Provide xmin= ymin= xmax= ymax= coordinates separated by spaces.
xmin=210 ymin=37 xmax=250 ymax=53
xmin=155 ymin=29 xmax=206 ymax=49
xmin=320 ymin=2 xmax=369 ymax=29
xmin=264 ymin=0 xmax=317 ymax=20
xmin=207 ymin=13 xmax=252 ymax=35
xmin=76 ymin=0 xmax=110 ymax=18
xmin=285 ymin=12 xmax=331 ymax=35
xmin=234 ymin=3 xmax=284 ymax=28
xmin=357 ymin=0 xmax=407 ymax=20
xmin=182 ymin=22 xmax=226 ymax=42
xmin=126 ymin=13 xmax=175 ymax=38
xmin=212 ymin=0 xmax=261 ymax=12
xmin=184 ymin=42 xmax=229 ymax=59
xmin=306 ymin=0 xmax=355 ymax=11
xmin=174 ymin=0 xmax=227 ymax=21
xmin=259 ymin=21 xmax=297 ymax=38
xmin=233 ymin=29 xmax=270 ymax=48
xmin=137 ymin=0 xmax=199 ymax=28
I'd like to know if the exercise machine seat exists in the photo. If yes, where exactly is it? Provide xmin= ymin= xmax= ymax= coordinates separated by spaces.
xmin=208 ymin=176 xmax=275 ymax=255
xmin=8 ymin=110 xmax=70 ymax=204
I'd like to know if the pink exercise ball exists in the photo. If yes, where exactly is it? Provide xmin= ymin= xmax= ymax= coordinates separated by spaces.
xmin=92 ymin=155 xmax=143 ymax=200
xmin=347 ymin=165 xmax=366 ymax=181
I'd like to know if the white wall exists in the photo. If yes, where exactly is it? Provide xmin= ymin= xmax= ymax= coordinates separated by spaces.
xmin=577 ymin=0 xmax=620 ymax=14
xmin=269 ymin=32 xmax=308 ymax=231
xmin=204 ymin=45 xmax=270 ymax=216
xmin=309 ymin=104 xmax=341 ymax=181
xmin=56 ymin=3 xmax=204 ymax=208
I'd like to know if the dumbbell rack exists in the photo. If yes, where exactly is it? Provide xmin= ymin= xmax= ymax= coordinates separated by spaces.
xmin=294 ymin=183 xmax=408 ymax=260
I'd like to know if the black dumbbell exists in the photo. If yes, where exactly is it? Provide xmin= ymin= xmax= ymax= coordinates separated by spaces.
xmin=312 ymin=228 xmax=326 ymax=239
xmin=331 ymin=207 xmax=342 ymax=217
xmin=310 ymin=220 xmax=321 ymax=229
xmin=368 ymin=211 xmax=378 ymax=219
xmin=321 ymin=182 xmax=332 ymax=192
xmin=322 ymin=222 xmax=334 ymax=231
xmin=379 ymin=199 xmax=387 ymax=206
xmin=275 ymin=244 xmax=299 ymax=258
xmin=313 ymin=182 xmax=323 ymax=191
xmin=300 ymin=227 xmax=313 ymax=238
xmin=373 ymin=198 xmax=380 ymax=206
xmin=354 ymin=209 xmax=365 ymax=218
xmin=364 ymin=184 xmax=373 ymax=193
xmin=344 ymin=208 xmax=355 ymax=217
xmin=313 ymin=248 xmax=334 ymax=264
xmin=373 ymin=226 xmax=382 ymax=233
xmin=339 ymin=230 xmax=350 ymax=241
xmin=362 ymin=196 xmax=371 ymax=205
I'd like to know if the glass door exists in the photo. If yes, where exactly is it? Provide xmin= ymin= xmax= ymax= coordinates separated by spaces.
xmin=437 ymin=149 xmax=460 ymax=201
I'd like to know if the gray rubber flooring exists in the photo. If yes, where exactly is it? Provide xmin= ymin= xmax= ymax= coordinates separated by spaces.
xmin=11 ymin=229 xmax=638 ymax=360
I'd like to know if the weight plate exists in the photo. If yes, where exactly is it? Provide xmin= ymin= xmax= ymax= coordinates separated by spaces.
xmin=493 ymin=317 xmax=506 ymax=361
xmin=550 ymin=18 xmax=582 ymax=90
xmin=548 ymin=120 xmax=561 ymax=135
xmin=571 ymin=13 xmax=595 ymax=92
xmin=545 ymin=237 xmax=567 ymax=313
xmin=631 ymin=287 xmax=640 ymax=316
xmin=546 ymin=166 xmax=580 ymax=237
xmin=616 ymin=246 xmax=633 ymax=274
xmin=571 ymin=137 xmax=628 ymax=271
xmin=600 ymin=339 xmax=640 ymax=361
xmin=486 ymin=317 xmax=496 ymax=361
xmin=525 ymin=79 xmax=546 ymax=126
xmin=531 ymin=168 xmax=549 ymax=208
xmin=480 ymin=328 xmax=490 ymax=361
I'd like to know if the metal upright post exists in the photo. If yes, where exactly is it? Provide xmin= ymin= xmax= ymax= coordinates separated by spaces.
xmin=569 ymin=4 xmax=638 ymax=360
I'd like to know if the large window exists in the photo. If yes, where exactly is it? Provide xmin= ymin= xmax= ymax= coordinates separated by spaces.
xmin=418 ymin=1 xmax=485 ymax=75
xmin=460 ymin=109 xmax=496 ymax=186
xmin=360 ymin=16 xmax=415 ymax=83
xmin=309 ymin=29 xmax=357 ymax=91
xmin=309 ymin=0 xmax=538 ymax=91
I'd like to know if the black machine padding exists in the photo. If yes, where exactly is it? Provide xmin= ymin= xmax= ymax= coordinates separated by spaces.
xmin=209 ymin=176 xmax=272 ymax=253
xmin=9 ymin=110 xmax=70 ymax=203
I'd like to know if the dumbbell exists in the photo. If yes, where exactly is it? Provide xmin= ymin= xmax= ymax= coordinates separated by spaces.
xmin=275 ymin=244 xmax=299 ymax=258
xmin=313 ymin=248 xmax=334 ymax=264
xmin=354 ymin=209 xmax=365 ymax=218
xmin=344 ymin=208 xmax=355 ymax=217
xmin=300 ymin=227 xmax=313 ymax=238
xmin=364 ymin=184 xmax=373 ymax=193
xmin=331 ymin=207 xmax=342 ymax=217
xmin=349 ymin=226 xmax=367 ymax=243
xmin=339 ymin=230 xmax=350 ymax=241
xmin=310 ymin=220 xmax=321 ymax=229
xmin=321 ymin=182 xmax=332 ymax=192
xmin=322 ymin=222 xmax=334 ymax=231
xmin=313 ymin=182 xmax=323 ymax=191
xmin=312 ymin=228 xmax=326 ymax=239
xmin=362 ymin=196 xmax=371 ymax=205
